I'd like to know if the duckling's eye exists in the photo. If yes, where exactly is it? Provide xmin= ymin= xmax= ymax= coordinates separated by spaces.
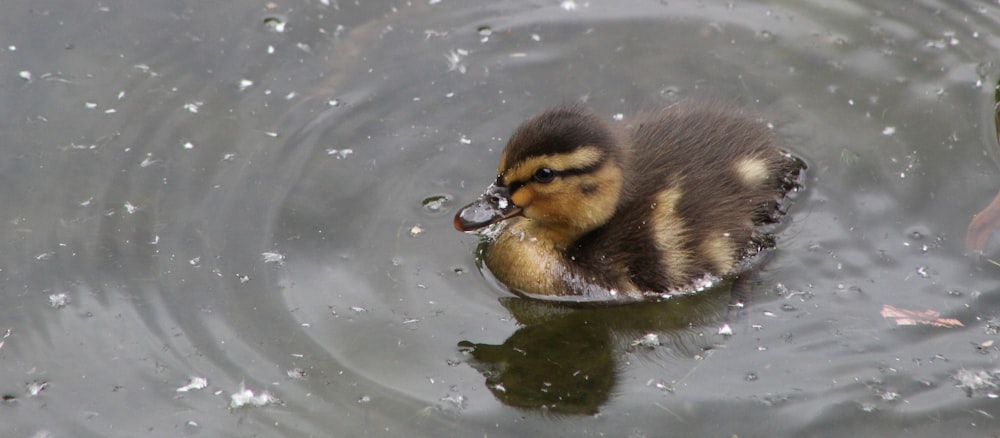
xmin=532 ymin=167 xmax=556 ymax=183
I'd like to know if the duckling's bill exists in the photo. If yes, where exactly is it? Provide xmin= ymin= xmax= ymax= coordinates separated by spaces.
xmin=453 ymin=183 xmax=522 ymax=232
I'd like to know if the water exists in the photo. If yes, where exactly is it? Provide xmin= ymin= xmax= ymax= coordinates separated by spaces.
xmin=2 ymin=0 xmax=1000 ymax=436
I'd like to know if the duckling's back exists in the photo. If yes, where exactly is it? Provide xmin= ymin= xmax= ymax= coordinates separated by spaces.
xmin=570 ymin=103 xmax=802 ymax=293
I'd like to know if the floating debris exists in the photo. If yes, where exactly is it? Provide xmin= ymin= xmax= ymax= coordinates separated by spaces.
xmin=0 ymin=328 xmax=10 ymax=351
xmin=261 ymin=252 xmax=285 ymax=264
xmin=440 ymin=393 xmax=466 ymax=409
xmin=229 ymin=383 xmax=280 ymax=409
xmin=421 ymin=194 xmax=452 ymax=215
xmin=48 ymin=293 xmax=70 ymax=308
xmin=325 ymin=148 xmax=353 ymax=159
xmin=445 ymin=49 xmax=468 ymax=74
xmin=881 ymin=126 xmax=896 ymax=136
xmin=560 ymin=0 xmax=578 ymax=11
xmin=238 ymin=79 xmax=254 ymax=91
xmin=630 ymin=333 xmax=660 ymax=348
xmin=26 ymin=380 xmax=48 ymax=396
xmin=176 ymin=376 xmax=208 ymax=393
xmin=184 ymin=102 xmax=202 ymax=113
xmin=409 ymin=224 xmax=424 ymax=237
xmin=881 ymin=304 xmax=963 ymax=328
xmin=953 ymin=368 xmax=1000 ymax=398
xmin=646 ymin=379 xmax=675 ymax=393
xmin=263 ymin=16 xmax=286 ymax=33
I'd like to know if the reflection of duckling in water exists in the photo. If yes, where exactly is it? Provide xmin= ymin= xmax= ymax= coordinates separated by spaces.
xmin=455 ymin=103 xmax=804 ymax=301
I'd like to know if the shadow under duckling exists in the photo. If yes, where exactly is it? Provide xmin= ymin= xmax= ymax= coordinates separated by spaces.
xmin=455 ymin=102 xmax=804 ymax=302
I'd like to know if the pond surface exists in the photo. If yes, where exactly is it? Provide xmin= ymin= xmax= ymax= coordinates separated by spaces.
xmin=2 ymin=0 xmax=1000 ymax=436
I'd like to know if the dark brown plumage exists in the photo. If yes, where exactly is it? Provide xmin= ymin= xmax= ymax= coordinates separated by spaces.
xmin=455 ymin=103 xmax=803 ymax=301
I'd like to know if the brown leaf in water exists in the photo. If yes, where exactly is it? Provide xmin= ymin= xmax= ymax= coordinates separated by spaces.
xmin=881 ymin=304 xmax=964 ymax=328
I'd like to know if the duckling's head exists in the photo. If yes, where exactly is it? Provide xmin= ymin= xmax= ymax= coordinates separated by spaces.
xmin=454 ymin=105 xmax=625 ymax=247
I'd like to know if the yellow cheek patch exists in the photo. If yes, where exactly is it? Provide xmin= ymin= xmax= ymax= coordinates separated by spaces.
xmin=511 ymin=186 xmax=534 ymax=207
xmin=734 ymin=157 xmax=770 ymax=187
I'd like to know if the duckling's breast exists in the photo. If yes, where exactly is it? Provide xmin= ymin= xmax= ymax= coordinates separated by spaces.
xmin=483 ymin=219 xmax=643 ymax=301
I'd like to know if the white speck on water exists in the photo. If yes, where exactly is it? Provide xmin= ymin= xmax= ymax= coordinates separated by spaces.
xmin=718 ymin=323 xmax=733 ymax=335
xmin=176 ymin=376 xmax=208 ymax=392
xmin=18 ymin=70 xmax=31 ymax=81
xmin=492 ymin=383 xmax=506 ymax=393
xmin=531 ymin=33 xmax=541 ymax=42
xmin=358 ymin=395 xmax=371 ymax=404
xmin=222 ymin=153 xmax=236 ymax=162
xmin=326 ymin=148 xmax=353 ymax=159
xmin=184 ymin=102 xmax=202 ymax=113
xmin=26 ymin=380 xmax=48 ymax=396
xmin=560 ymin=0 xmax=578 ymax=11
xmin=459 ymin=135 xmax=472 ymax=144
xmin=189 ymin=256 xmax=200 ymax=266
xmin=440 ymin=393 xmax=466 ymax=409
xmin=429 ymin=0 xmax=441 ymax=4
xmin=35 ymin=252 xmax=54 ymax=261
xmin=261 ymin=252 xmax=285 ymax=264
xmin=238 ymin=79 xmax=254 ymax=91
xmin=85 ymin=102 xmax=98 ymax=109
xmin=612 ymin=113 xmax=624 ymax=121
xmin=445 ymin=49 xmax=468 ymax=74
xmin=631 ymin=333 xmax=660 ymax=348
xmin=229 ymin=383 xmax=280 ymax=409
xmin=762 ymin=310 xmax=776 ymax=318
xmin=124 ymin=202 xmax=139 ymax=214
xmin=882 ymin=126 xmax=896 ymax=136
xmin=183 ymin=141 xmax=194 ymax=150
xmin=350 ymin=306 xmax=367 ymax=313
xmin=916 ymin=266 xmax=929 ymax=278
xmin=48 ymin=293 xmax=70 ymax=308
xmin=647 ymin=379 xmax=675 ymax=392
xmin=79 ymin=197 xmax=94 ymax=207
xmin=140 ymin=154 xmax=159 ymax=167
xmin=265 ymin=19 xmax=286 ymax=33
xmin=287 ymin=368 xmax=306 ymax=379
xmin=409 ymin=224 xmax=424 ymax=237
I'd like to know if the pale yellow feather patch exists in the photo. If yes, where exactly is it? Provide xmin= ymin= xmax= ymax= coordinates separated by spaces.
xmin=650 ymin=186 xmax=691 ymax=282
xmin=734 ymin=157 xmax=770 ymax=187
xmin=701 ymin=235 xmax=735 ymax=274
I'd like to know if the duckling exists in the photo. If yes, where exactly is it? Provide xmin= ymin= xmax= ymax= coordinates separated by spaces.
xmin=454 ymin=103 xmax=803 ymax=301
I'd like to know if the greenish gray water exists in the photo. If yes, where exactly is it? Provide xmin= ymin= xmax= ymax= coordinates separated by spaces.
xmin=1 ymin=0 xmax=999 ymax=436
